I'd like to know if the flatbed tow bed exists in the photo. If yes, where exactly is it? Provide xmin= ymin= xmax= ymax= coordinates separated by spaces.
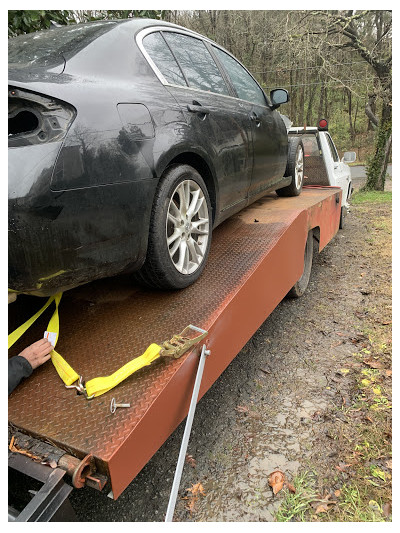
xmin=8 ymin=186 xmax=341 ymax=518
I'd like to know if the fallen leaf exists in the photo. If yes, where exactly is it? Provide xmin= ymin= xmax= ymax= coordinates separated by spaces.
xmin=286 ymin=481 xmax=296 ymax=494
xmin=183 ymin=482 xmax=206 ymax=515
xmin=385 ymin=459 xmax=392 ymax=470
xmin=385 ymin=369 xmax=392 ymax=377
xmin=339 ymin=368 xmax=350 ymax=375
xmin=331 ymin=341 xmax=343 ymax=348
xmin=187 ymin=482 xmax=205 ymax=496
xmin=363 ymin=359 xmax=383 ymax=369
xmin=268 ymin=470 xmax=285 ymax=495
xmin=383 ymin=502 xmax=391 ymax=517
xmin=186 ymin=497 xmax=196 ymax=515
xmin=185 ymin=454 xmax=196 ymax=468
xmin=335 ymin=463 xmax=352 ymax=472
xmin=368 ymin=500 xmax=381 ymax=512
xmin=312 ymin=493 xmax=336 ymax=514
xmin=334 ymin=489 xmax=341 ymax=497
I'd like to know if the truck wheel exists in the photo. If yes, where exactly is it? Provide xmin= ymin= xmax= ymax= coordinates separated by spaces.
xmin=287 ymin=230 xmax=313 ymax=298
xmin=339 ymin=206 xmax=347 ymax=229
xmin=135 ymin=164 xmax=212 ymax=289
xmin=276 ymin=137 xmax=304 ymax=197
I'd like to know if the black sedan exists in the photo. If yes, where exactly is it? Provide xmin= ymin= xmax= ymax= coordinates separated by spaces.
xmin=8 ymin=18 xmax=304 ymax=296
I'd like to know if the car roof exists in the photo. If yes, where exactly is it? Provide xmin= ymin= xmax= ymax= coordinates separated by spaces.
xmin=102 ymin=17 xmax=206 ymax=40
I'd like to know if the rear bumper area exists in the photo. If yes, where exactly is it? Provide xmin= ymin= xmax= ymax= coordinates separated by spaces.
xmin=8 ymin=179 xmax=157 ymax=296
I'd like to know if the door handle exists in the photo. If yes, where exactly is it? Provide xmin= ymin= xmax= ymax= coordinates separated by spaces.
xmin=250 ymin=111 xmax=261 ymax=126
xmin=187 ymin=104 xmax=210 ymax=115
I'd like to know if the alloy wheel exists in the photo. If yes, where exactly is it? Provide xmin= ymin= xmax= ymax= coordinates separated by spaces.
xmin=166 ymin=180 xmax=210 ymax=275
xmin=295 ymin=146 xmax=304 ymax=189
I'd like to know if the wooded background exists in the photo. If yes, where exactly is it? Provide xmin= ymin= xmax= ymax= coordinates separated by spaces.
xmin=8 ymin=10 xmax=392 ymax=190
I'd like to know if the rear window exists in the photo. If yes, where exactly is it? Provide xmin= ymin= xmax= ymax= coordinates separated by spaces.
xmin=142 ymin=32 xmax=187 ymax=87
xmin=301 ymin=134 xmax=320 ymax=157
xmin=8 ymin=21 xmax=116 ymax=68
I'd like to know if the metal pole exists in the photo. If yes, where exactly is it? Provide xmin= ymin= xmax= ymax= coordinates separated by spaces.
xmin=165 ymin=344 xmax=209 ymax=522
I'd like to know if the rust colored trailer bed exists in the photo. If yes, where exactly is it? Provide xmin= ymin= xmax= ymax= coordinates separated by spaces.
xmin=8 ymin=186 xmax=341 ymax=499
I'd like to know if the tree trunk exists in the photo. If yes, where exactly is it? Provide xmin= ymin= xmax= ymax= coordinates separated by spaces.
xmin=318 ymin=82 xmax=325 ymax=120
xmin=306 ymin=83 xmax=317 ymax=125
xmin=364 ymin=103 xmax=392 ymax=191
xmin=347 ymin=88 xmax=356 ymax=143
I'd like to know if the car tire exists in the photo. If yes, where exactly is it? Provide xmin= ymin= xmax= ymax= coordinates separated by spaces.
xmin=339 ymin=206 xmax=346 ymax=229
xmin=287 ymin=230 xmax=313 ymax=298
xmin=276 ymin=137 xmax=304 ymax=197
xmin=135 ymin=164 xmax=212 ymax=290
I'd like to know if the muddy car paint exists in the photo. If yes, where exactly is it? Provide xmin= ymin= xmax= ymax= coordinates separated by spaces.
xmin=8 ymin=19 xmax=290 ymax=296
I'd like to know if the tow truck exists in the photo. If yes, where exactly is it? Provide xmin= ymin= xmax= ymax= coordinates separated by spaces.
xmin=289 ymin=119 xmax=356 ymax=228
xmin=8 ymin=171 xmax=344 ymax=522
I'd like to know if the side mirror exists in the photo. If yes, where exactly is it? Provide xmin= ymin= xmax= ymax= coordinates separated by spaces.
xmin=342 ymin=151 xmax=356 ymax=163
xmin=270 ymin=88 xmax=289 ymax=110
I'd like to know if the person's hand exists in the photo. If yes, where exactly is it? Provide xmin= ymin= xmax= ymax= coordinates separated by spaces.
xmin=18 ymin=339 xmax=54 ymax=370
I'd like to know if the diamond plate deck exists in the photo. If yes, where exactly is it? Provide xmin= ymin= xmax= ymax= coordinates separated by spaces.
xmin=8 ymin=187 xmax=341 ymax=498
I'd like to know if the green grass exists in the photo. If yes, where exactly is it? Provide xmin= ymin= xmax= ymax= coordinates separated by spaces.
xmin=336 ymin=485 xmax=387 ymax=522
xmin=351 ymin=191 xmax=392 ymax=205
xmin=275 ymin=471 xmax=317 ymax=522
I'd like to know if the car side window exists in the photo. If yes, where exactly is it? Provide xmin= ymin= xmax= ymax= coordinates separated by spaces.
xmin=142 ymin=32 xmax=187 ymax=87
xmin=163 ymin=32 xmax=230 ymax=96
xmin=326 ymin=133 xmax=339 ymax=163
xmin=212 ymin=46 xmax=267 ymax=107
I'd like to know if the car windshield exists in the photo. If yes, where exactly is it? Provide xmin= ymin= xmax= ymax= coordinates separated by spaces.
xmin=8 ymin=21 xmax=117 ymax=68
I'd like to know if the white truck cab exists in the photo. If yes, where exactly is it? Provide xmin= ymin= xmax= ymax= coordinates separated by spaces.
xmin=288 ymin=120 xmax=356 ymax=228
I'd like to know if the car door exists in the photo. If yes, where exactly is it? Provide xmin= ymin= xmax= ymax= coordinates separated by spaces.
xmin=141 ymin=30 xmax=253 ymax=213
xmin=324 ymin=132 xmax=352 ymax=200
xmin=211 ymin=46 xmax=287 ymax=198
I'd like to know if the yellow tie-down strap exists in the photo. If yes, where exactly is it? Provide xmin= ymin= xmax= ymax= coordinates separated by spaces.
xmin=8 ymin=292 xmax=207 ymax=399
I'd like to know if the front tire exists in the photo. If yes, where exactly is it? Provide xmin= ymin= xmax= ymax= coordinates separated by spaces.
xmin=135 ymin=164 xmax=212 ymax=289
xmin=276 ymin=137 xmax=304 ymax=197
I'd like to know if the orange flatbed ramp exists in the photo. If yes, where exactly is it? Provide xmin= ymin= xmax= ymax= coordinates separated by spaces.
xmin=8 ymin=187 xmax=341 ymax=499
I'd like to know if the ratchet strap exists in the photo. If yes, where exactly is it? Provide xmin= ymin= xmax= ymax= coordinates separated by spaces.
xmin=8 ymin=293 xmax=207 ymax=399
xmin=8 ymin=293 xmax=80 ymax=386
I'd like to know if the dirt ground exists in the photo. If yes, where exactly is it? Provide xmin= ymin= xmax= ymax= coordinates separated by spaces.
xmin=69 ymin=179 xmax=392 ymax=522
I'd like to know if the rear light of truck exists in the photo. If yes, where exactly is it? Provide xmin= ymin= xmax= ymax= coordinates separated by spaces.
xmin=318 ymin=119 xmax=328 ymax=131
xmin=8 ymin=86 xmax=76 ymax=148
